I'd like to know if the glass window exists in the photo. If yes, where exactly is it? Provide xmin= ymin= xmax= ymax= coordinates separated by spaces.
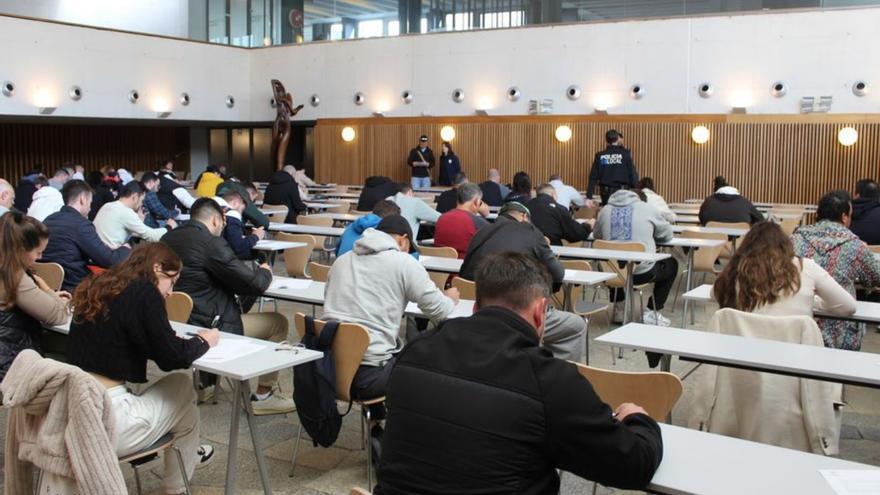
xmin=208 ymin=0 xmax=227 ymax=44
xmin=330 ymin=23 xmax=343 ymax=40
xmin=358 ymin=19 xmax=384 ymax=38
xmin=387 ymin=20 xmax=400 ymax=36
xmin=420 ymin=18 xmax=427 ymax=33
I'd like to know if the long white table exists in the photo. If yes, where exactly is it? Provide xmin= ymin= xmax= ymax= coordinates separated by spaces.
xmin=268 ymin=222 xmax=345 ymax=237
xmin=651 ymin=423 xmax=878 ymax=495
xmin=48 ymin=319 xmax=322 ymax=495
xmin=304 ymin=202 xmax=344 ymax=210
xmin=596 ymin=323 xmax=880 ymax=388
xmin=675 ymin=214 xmax=701 ymax=224
xmin=309 ymin=212 xmax=363 ymax=223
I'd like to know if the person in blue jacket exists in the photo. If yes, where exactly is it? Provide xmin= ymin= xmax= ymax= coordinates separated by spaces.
xmin=438 ymin=142 xmax=462 ymax=187
xmin=336 ymin=200 xmax=400 ymax=257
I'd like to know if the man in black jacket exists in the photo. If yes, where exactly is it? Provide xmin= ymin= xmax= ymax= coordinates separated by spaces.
xmin=527 ymin=183 xmax=593 ymax=245
xmin=357 ymin=176 xmax=401 ymax=212
xmin=161 ymin=198 xmax=293 ymax=414
xmin=851 ymin=178 xmax=880 ymax=245
xmin=459 ymin=202 xmax=586 ymax=362
xmin=698 ymin=183 xmax=763 ymax=225
xmin=407 ymin=135 xmax=435 ymax=189
xmin=588 ymin=129 xmax=638 ymax=205
xmin=435 ymin=173 xmax=467 ymax=213
xmin=264 ymin=165 xmax=307 ymax=223
xmin=478 ymin=169 xmax=509 ymax=207
xmin=376 ymin=252 xmax=663 ymax=495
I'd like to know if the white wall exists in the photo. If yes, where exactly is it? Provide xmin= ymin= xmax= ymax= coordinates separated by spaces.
xmin=0 ymin=15 xmax=252 ymax=121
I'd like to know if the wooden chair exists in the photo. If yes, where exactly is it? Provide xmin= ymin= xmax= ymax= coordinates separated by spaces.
xmin=451 ymin=277 xmax=476 ymax=300
xmin=869 ymin=245 xmax=880 ymax=254
xmin=297 ymin=215 xmax=336 ymax=260
xmin=262 ymin=203 xmax=289 ymax=221
xmin=307 ymin=261 xmax=332 ymax=282
xmin=334 ymin=185 xmax=349 ymax=194
xmin=31 ymin=262 xmax=64 ymax=291
xmin=419 ymin=246 xmax=458 ymax=290
xmin=119 ymin=433 xmax=190 ymax=495
xmin=350 ymin=209 xmax=372 ymax=216
xmin=572 ymin=363 xmax=682 ymax=422
xmin=591 ymin=240 xmax=653 ymax=322
xmin=574 ymin=206 xmax=600 ymax=220
xmin=165 ymin=292 xmax=194 ymax=322
xmin=350 ymin=488 xmax=371 ymax=495
xmin=554 ymin=260 xmax=610 ymax=364
xmin=327 ymin=203 xmax=349 ymax=214
xmin=278 ymin=233 xmax=317 ymax=278
xmin=291 ymin=313 xmax=384 ymax=486
xmin=561 ymin=238 xmax=584 ymax=247
xmin=706 ymin=221 xmax=750 ymax=258
xmin=671 ymin=230 xmax=727 ymax=313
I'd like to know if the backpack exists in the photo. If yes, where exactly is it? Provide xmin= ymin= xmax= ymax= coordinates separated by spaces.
xmin=293 ymin=316 xmax=352 ymax=447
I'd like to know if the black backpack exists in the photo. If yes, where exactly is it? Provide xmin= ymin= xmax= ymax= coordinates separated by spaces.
xmin=293 ymin=316 xmax=352 ymax=447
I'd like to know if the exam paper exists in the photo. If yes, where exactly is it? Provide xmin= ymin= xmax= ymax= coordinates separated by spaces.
xmin=820 ymin=470 xmax=880 ymax=495
xmin=199 ymin=339 xmax=264 ymax=362
xmin=269 ymin=278 xmax=312 ymax=290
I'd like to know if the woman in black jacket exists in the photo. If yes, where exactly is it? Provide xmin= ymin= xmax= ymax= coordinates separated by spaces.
xmin=505 ymin=171 xmax=534 ymax=204
xmin=438 ymin=142 xmax=462 ymax=187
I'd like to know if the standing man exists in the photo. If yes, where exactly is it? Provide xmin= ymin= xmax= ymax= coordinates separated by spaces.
xmin=407 ymin=135 xmax=435 ymax=190
xmin=588 ymin=129 xmax=638 ymax=205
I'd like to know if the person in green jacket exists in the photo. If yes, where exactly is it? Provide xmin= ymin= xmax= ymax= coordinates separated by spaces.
xmin=216 ymin=179 xmax=269 ymax=229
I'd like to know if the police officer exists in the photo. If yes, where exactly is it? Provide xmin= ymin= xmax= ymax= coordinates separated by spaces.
xmin=587 ymin=129 xmax=639 ymax=205
xmin=407 ymin=135 xmax=435 ymax=190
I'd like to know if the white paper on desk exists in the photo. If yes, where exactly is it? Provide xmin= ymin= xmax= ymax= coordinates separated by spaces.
xmin=820 ymin=470 xmax=880 ymax=495
xmin=199 ymin=339 xmax=264 ymax=362
xmin=269 ymin=278 xmax=312 ymax=290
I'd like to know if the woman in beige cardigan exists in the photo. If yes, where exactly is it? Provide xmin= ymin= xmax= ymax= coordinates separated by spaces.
xmin=0 ymin=212 xmax=70 ymax=380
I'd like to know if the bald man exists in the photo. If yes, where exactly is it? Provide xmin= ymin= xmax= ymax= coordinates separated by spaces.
xmin=0 ymin=179 xmax=14 ymax=216
xmin=478 ymin=169 xmax=510 ymax=207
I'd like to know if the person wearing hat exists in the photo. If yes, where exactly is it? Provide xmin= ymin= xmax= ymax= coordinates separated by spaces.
xmin=587 ymin=129 xmax=639 ymax=206
xmin=407 ymin=135 xmax=435 ymax=190
xmin=458 ymin=202 xmax=587 ymax=362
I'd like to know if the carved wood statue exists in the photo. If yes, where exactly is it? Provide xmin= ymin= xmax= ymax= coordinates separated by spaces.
xmin=271 ymin=79 xmax=304 ymax=171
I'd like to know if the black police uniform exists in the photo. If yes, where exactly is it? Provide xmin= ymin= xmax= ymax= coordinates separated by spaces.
xmin=587 ymin=145 xmax=639 ymax=205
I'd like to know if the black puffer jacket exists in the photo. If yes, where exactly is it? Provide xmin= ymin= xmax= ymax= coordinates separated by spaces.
xmin=527 ymin=193 xmax=592 ymax=245
xmin=157 ymin=173 xmax=188 ymax=212
xmin=356 ymin=176 xmax=400 ymax=212
xmin=851 ymin=198 xmax=880 ymax=246
xmin=0 ymin=306 xmax=42 ymax=381
xmin=698 ymin=189 xmax=763 ymax=225
xmin=161 ymin=221 xmax=271 ymax=335
xmin=375 ymin=306 xmax=663 ymax=495
xmin=263 ymin=170 xmax=307 ymax=223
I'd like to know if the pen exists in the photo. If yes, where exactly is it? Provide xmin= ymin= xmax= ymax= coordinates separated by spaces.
xmin=210 ymin=315 xmax=221 ymax=328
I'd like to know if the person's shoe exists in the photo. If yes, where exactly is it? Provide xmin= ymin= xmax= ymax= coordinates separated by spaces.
xmin=195 ymin=445 xmax=214 ymax=469
xmin=643 ymin=310 xmax=671 ymax=327
xmin=250 ymin=390 xmax=296 ymax=416
xmin=612 ymin=303 xmax=625 ymax=324
xmin=197 ymin=385 xmax=214 ymax=404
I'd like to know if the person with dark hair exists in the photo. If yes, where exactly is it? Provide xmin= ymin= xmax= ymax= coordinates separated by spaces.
xmin=68 ymin=243 xmax=219 ymax=493
xmin=850 ymin=178 xmax=880 ymax=245
xmin=86 ymin=170 xmax=116 ymax=221
xmin=0 ymin=213 xmax=69 ymax=379
xmin=713 ymin=176 xmax=728 ymax=192
xmin=791 ymin=190 xmax=880 ymax=350
xmin=389 ymin=183 xmax=441 ymax=239
xmin=141 ymin=171 xmax=180 ymax=228
xmin=356 ymin=176 xmax=401 ymax=212
xmin=459 ymin=202 xmax=587 ymax=361
xmin=94 ymin=181 xmax=175 ymax=249
xmin=435 ymin=183 xmax=490 ymax=258
xmin=407 ymin=135 xmax=435 ymax=189
xmin=505 ymin=171 xmax=534 ymax=203
xmin=27 ymin=173 xmax=64 ymax=222
xmin=195 ymin=165 xmax=225 ymax=198
xmin=588 ymin=129 xmax=639 ymax=205
xmin=220 ymin=189 xmax=264 ymax=260
xmin=478 ymin=169 xmax=510 ymax=207
xmin=637 ymin=177 xmax=676 ymax=223
xmin=161 ymin=198 xmax=293 ymax=414
xmin=336 ymin=199 xmax=401 ymax=257
xmin=437 ymin=142 xmax=461 ymax=186
xmin=157 ymin=166 xmax=197 ymax=213
xmin=42 ymin=180 xmax=131 ymax=290
xmin=48 ymin=168 xmax=70 ymax=190
xmin=527 ymin=183 xmax=593 ymax=246
xmin=13 ymin=169 xmax=43 ymax=213
xmin=0 ymin=178 xmax=15 ymax=216
xmin=263 ymin=165 xmax=308 ymax=224
xmin=698 ymin=180 xmax=763 ymax=225
xmin=375 ymin=252 xmax=663 ymax=495
xmin=435 ymin=173 xmax=475 ymax=214
xmin=216 ymin=179 xmax=270 ymax=229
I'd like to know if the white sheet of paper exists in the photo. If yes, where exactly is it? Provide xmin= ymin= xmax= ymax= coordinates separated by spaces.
xmin=820 ymin=470 xmax=880 ymax=495
xmin=269 ymin=278 xmax=312 ymax=291
xmin=199 ymin=339 xmax=264 ymax=362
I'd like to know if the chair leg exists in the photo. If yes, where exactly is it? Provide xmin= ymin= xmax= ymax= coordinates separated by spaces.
xmin=365 ymin=407 xmax=373 ymax=488
xmin=172 ymin=446 xmax=192 ymax=495
xmin=289 ymin=424 xmax=303 ymax=477
xmin=592 ymin=481 xmax=599 ymax=495
xmin=133 ymin=464 xmax=144 ymax=495
xmin=583 ymin=316 xmax=590 ymax=365
xmin=360 ymin=409 xmax=365 ymax=450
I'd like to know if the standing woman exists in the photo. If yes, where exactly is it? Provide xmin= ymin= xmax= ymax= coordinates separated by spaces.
xmin=0 ymin=212 xmax=70 ymax=380
xmin=68 ymin=243 xmax=220 ymax=494
xmin=438 ymin=142 xmax=461 ymax=187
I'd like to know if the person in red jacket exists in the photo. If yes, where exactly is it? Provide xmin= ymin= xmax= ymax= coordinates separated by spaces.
xmin=434 ymin=183 xmax=489 ymax=258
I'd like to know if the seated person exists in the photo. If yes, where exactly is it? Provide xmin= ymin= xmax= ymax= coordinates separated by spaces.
xmin=27 ymin=176 xmax=63 ymax=221
xmin=263 ymin=165 xmax=307 ymax=223
xmin=791 ymin=190 xmax=880 ymax=350
xmin=157 ymin=167 xmax=197 ymax=212
xmin=527 ymin=183 xmax=592 ymax=246
xmin=216 ymin=179 xmax=270 ymax=229
xmin=698 ymin=176 xmax=763 ymax=225
xmin=460 ymin=202 xmax=587 ymax=362
xmin=505 ymin=171 xmax=534 ymax=204
xmin=161 ymin=198 xmax=293 ymax=414
xmin=389 ymin=183 xmax=441 ymax=240
xmin=336 ymin=199 xmax=400 ymax=257
xmin=322 ymin=215 xmax=458 ymax=448
xmin=194 ymin=165 xmax=225 ymax=198
xmin=68 ymin=243 xmax=219 ymax=494
xmin=86 ymin=171 xmax=117 ymax=221
xmin=141 ymin=172 xmax=180 ymax=228
xmin=548 ymin=173 xmax=586 ymax=210
xmin=478 ymin=168 xmax=510 ymax=207
xmin=0 ymin=213 xmax=69 ymax=379
xmin=218 ymin=189 xmax=265 ymax=260
xmin=357 ymin=176 xmax=401 ymax=212
xmin=375 ymin=252 xmax=663 ymax=494
xmin=850 ymin=178 xmax=880 ymax=246
xmin=42 ymin=180 xmax=131 ymax=290
xmin=594 ymin=189 xmax=678 ymax=332
xmin=434 ymin=183 xmax=489 ymax=258
xmin=435 ymin=173 xmax=467 ymax=213
xmin=0 ymin=178 xmax=14 ymax=216
xmin=637 ymin=177 xmax=676 ymax=223
xmin=14 ymin=170 xmax=42 ymax=212
xmin=47 ymin=168 xmax=70 ymax=190
xmin=94 ymin=181 xmax=175 ymax=249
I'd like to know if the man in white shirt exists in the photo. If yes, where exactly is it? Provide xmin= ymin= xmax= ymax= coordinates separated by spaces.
xmin=94 ymin=181 xmax=176 ymax=248
xmin=0 ymin=179 xmax=14 ymax=216
xmin=27 ymin=177 xmax=64 ymax=222
xmin=549 ymin=174 xmax=588 ymax=210
xmin=388 ymin=184 xmax=441 ymax=239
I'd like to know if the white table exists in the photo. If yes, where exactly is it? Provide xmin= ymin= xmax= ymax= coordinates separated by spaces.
xmin=259 ymin=208 xmax=287 ymax=217
xmin=48 ymin=320 xmax=322 ymax=495
xmin=596 ymin=323 xmax=880 ymax=387
xmin=321 ymin=192 xmax=360 ymax=199
xmin=675 ymin=214 xmax=701 ymax=224
xmin=405 ymin=299 xmax=475 ymax=319
xmin=253 ymin=239 xmax=307 ymax=267
xmin=268 ymin=222 xmax=345 ymax=237
xmin=309 ymin=212 xmax=363 ymax=223
xmin=304 ymin=202 xmax=344 ymax=210
xmin=651 ymin=423 xmax=878 ymax=495
xmin=672 ymin=225 xmax=749 ymax=238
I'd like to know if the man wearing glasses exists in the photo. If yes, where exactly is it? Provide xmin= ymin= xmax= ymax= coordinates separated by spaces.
xmin=458 ymin=201 xmax=587 ymax=362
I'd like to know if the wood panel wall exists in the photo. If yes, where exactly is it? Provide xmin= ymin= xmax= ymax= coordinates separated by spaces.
xmin=314 ymin=115 xmax=880 ymax=204
xmin=0 ymin=123 xmax=190 ymax=182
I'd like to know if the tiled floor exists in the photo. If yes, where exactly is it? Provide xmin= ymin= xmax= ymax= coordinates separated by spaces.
xmin=1 ymin=264 xmax=878 ymax=494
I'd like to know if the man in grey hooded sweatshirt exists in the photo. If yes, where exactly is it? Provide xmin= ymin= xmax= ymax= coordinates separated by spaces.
xmin=594 ymin=189 xmax=677 ymax=329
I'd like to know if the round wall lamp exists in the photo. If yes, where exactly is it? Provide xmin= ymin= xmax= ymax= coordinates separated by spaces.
xmin=179 ymin=92 xmax=190 ymax=106
xmin=440 ymin=125 xmax=456 ymax=141
xmin=853 ymin=81 xmax=868 ymax=97
xmin=630 ymin=84 xmax=645 ymax=99
xmin=226 ymin=95 xmax=235 ymax=108
xmin=310 ymin=94 xmax=320 ymax=107
xmin=69 ymin=86 xmax=83 ymax=101
xmin=566 ymin=85 xmax=581 ymax=101
xmin=555 ymin=125 xmax=573 ymax=143
xmin=128 ymin=90 xmax=140 ymax=103
xmin=2 ymin=81 xmax=14 ymax=97
xmin=354 ymin=92 xmax=366 ymax=105
xmin=507 ymin=86 xmax=521 ymax=102
xmin=838 ymin=127 xmax=858 ymax=146
xmin=770 ymin=81 xmax=787 ymax=98
xmin=691 ymin=125 xmax=710 ymax=144
xmin=341 ymin=126 xmax=356 ymax=142
xmin=452 ymin=89 xmax=465 ymax=103
xmin=697 ymin=83 xmax=713 ymax=99
xmin=401 ymin=90 xmax=413 ymax=104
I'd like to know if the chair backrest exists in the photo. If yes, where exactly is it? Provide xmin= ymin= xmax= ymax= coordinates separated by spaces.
xmin=869 ymin=245 xmax=880 ymax=254
xmin=307 ymin=261 xmax=332 ymax=282
xmin=294 ymin=312 xmax=370 ymax=402
xmin=350 ymin=488 xmax=371 ymax=495
xmin=554 ymin=260 xmax=593 ymax=303
xmin=573 ymin=363 xmax=682 ymax=422
xmin=680 ymin=230 xmax=727 ymax=273
xmin=278 ymin=233 xmax=317 ymax=278
xmin=418 ymin=246 xmax=457 ymax=258
xmin=706 ymin=221 xmax=750 ymax=230
xmin=775 ymin=216 xmax=800 ymax=236
xmin=350 ymin=209 xmax=372 ymax=216
xmin=165 ymin=291 xmax=194 ymax=322
xmin=296 ymin=215 xmax=333 ymax=250
xmin=451 ymin=277 xmax=476 ymax=300
xmin=334 ymin=185 xmax=349 ymax=194
xmin=31 ymin=262 xmax=64 ymax=291
xmin=327 ymin=204 xmax=349 ymax=214
xmin=574 ymin=206 xmax=600 ymax=220
xmin=591 ymin=240 xmax=647 ymax=288
xmin=262 ymin=203 xmax=288 ymax=219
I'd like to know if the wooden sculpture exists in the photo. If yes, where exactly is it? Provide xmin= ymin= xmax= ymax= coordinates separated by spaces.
xmin=271 ymin=79 xmax=304 ymax=171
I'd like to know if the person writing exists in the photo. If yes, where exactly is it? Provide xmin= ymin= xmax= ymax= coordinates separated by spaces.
xmin=407 ymin=135 xmax=435 ymax=189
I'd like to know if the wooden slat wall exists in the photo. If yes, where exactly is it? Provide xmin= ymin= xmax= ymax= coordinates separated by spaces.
xmin=0 ymin=123 xmax=190 ymax=182
xmin=314 ymin=115 xmax=880 ymax=204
